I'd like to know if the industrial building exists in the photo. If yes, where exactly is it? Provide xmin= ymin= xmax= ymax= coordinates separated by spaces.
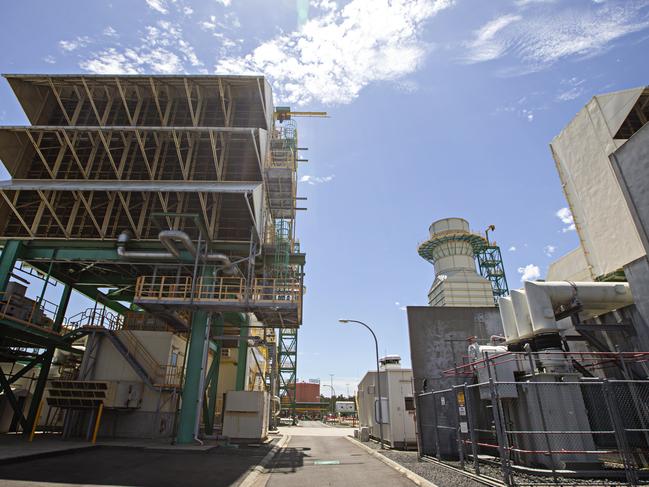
xmin=408 ymin=87 xmax=649 ymax=484
xmin=357 ymin=355 xmax=416 ymax=449
xmin=0 ymin=74 xmax=311 ymax=444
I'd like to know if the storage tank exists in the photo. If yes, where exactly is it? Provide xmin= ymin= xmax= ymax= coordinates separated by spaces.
xmin=417 ymin=218 xmax=495 ymax=307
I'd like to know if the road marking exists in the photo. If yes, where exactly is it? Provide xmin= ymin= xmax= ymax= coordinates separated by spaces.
xmin=313 ymin=460 xmax=340 ymax=465
xmin=238 ymin=434 xmax=290 ymax=487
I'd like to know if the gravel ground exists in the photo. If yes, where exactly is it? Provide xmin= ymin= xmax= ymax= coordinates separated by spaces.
xmin=360 ymin=439 xmax=641 ymax=487
xmin=360 ymin=439 xmax=485 ymax=487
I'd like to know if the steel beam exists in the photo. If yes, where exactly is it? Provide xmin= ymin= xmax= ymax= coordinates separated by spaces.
xmin=176 ymin=309 xmax=210 ymax=444
xmin=0 ymin=240 xmax=22 ymax=292
xmin=203 ymin=313 xmax=224 ymax=435
xmin=0 ymin=180 xmax=261 ymax=194
xmin=23 ymin=284 xmax=71 ymax=437
xmin=235 ymin=317 xmax=250 ymax=391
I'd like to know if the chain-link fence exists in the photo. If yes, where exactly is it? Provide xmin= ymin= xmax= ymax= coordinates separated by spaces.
xmin=416 ymin=379 xmax=649 ymax=485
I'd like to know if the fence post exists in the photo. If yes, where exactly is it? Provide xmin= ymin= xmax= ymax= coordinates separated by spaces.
xmin=414 ymin=393 xmax=424 ymax=459
xmin=453 ymin=385 xmax=465 ymax=469
xmin=602 ymin=379 xmax=639 ymax=486
xmin=431 ymin=391 xmax=442 ymax=461
xmin=486 ymin=352 xmax=512 ymax=486
xmin=464 ymin=383 xmax=481 ymax=476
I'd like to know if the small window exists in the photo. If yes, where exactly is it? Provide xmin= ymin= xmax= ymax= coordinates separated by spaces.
xmin=170 ymin=350 xmax=179 ymax=367
xmin=404 ymin=397 xmax=415 ymax=411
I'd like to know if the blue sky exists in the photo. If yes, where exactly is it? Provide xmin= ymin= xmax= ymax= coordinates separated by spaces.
xmin=1 ymin=0 xmax=649 ymax=394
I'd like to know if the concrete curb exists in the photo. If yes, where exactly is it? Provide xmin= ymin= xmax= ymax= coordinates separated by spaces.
xmin=237 ymin=434 xmax=291 ymax=487
xmin=345 ymin=436 xmax=440 ymax=487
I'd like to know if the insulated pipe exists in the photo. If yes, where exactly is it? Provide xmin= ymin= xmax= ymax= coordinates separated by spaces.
xmin=510 ymin=289 xmax=534 ymax=339
xmin=272 ymin=396 xmax=281 ymax=417
xmin=116 ymin=231 xmax=177 ymax=260
xmin=158 ymin=230 xmax=236 ymax=275
xmin=497 ymin=296 xmax=520 ymax=343
xmin=116 ymin=230 xmax=237 ymax=275
xmin=523 ymin=281 xmax=633 ymax=335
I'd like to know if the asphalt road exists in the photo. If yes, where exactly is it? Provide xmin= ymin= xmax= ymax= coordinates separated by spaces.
xmin=0 ymin=443 xmax=273 ymax=487
xmin=265 ymin=426 xmax=415 ymax=487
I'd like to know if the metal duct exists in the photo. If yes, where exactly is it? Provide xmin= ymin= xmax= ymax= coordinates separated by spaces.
xmin=116 ymin=231 xmax=177 ymax=260
xmin=523 ymin=281 xmax=633 ymax=335
xmin=510 ymin=289 xmax=534 ymax=340
xmin=497 ymin=296 xmax=519 ymax=343
xmin=117 ymin=230 xmax=237 ymax=275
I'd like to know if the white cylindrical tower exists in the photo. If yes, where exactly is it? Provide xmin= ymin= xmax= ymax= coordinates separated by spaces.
xmin=418 ymin=218 xmax=495 ymax=307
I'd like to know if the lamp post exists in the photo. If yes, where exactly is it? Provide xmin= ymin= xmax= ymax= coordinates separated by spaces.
xmin=338 ymin=319 xmax=384 ymax=449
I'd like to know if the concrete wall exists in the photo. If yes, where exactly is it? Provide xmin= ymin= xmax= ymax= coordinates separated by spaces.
xmin=81 ymin=331 xmax=186 ymax=439
xmin=406 ymin=306 xmax=502 ymax=392
xmin=550 ymin=89 xmax=646 ymax=278
xmin=609 ymin=122 xmax=649 ymax=349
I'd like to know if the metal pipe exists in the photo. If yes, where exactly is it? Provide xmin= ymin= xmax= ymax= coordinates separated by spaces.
xmin=116 ymin=231 xmax=176 ymax=260
xmin=116 ymin=230 xmax=237 ymax=275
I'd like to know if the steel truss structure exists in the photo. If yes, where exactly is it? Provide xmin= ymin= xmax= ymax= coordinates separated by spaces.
xmin=0 ymin=75 xmax=307 ymax=442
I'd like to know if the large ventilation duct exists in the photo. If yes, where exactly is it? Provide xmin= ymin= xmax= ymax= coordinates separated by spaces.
xmin=117 ymin=230 xmax=236 ymax=275
xmin=523 ymin=281 xmax=633 ymax=335
xmin=510 ymin=289 xmax=534 ymax=340
xmin=498 ymin=296 xmax=519 ymax=344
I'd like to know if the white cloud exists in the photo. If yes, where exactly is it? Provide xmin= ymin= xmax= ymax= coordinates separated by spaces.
xmin=518 ymin=264 xmax=541 ymax=281
xmin=103 ymin=26 xmax=119 ymax=38
xmin=464 ymin=14 xmax=522 ymax=63
xmin=544 ymin=244 xmax=556 ymax=257
xmin=43 ymin=55 xmax=56 ymax=64
xmin=59 ymin=36 xmax=91 ymax=52
xmin=464 ymin=2 xmax=649 ymax=70
xmin=216 ymin=0 xmax=455 ymax=105
xmin=556 ymin=207 xmax=576 ymax=232
xmin=80 ymin=21 xmax=204 ymax=74
xmin=201 ymin=16 xmax=218 ymax=30
xmin=557 ymin=77 xmax=585 ymax=101
xmin=183 ymin=6 xmax=193 ymax=16
xmin=299 ymin=174 xmax=335 ymax=185
xmin=145 ymin=0 xmax=168 ymax=14
xmin=216 ymin=0 xmax=232 ymax=5
xmin=508 ymin=246 xmax=517 ymax=252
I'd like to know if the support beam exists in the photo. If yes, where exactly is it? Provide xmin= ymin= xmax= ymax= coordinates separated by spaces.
xmin=203 ymin=313 xmax=224 ymax=435
xmin=176 ymin=309 xmax=210 ymax=444
xmin=23 ymin=284 xmax=72 ymax=437
xmin=235 ymin=318 xmax=250 ymax=391
xmin=0 ymin=241 xmax=22 ymax=292
xmin=0 ymin=180 xmax=262 ymax=194
xmin=0 ymin=367 xmax=27 ymax=431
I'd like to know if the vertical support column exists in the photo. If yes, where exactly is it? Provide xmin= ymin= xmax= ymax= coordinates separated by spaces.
xmin=235 ymin=317 xmax=250 ymax=391
xmin=0 ymin=240 xmax=22 ymax=293
xmin=176 ymin=309 xmax=210 ymax=444
xmin=203 ymin=313 xmax=224 ymax=435
xmin=23 ymin=283 xmax=72 ymax=438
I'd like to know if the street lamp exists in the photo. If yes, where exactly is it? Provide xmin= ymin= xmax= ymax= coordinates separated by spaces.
xmin=338 ymin=319 xmax=384 ymax=449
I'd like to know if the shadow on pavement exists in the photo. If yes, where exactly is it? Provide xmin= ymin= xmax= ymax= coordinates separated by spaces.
xmin=268 ymin=446 xmax=309 ymax=473
xmin=0 ymin=443 xmax=274 ymax=487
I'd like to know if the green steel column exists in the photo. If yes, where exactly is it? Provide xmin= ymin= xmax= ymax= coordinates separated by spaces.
xmin=235 ymin=316 xmax=250 ymax=391
xmin=0 ymin=241 xmax=22 ymax=292
xmin=203 ymin=313 xmax=224 ymax=435
xmin=176 ymin=309 xmax=210 ymax=444
xmin=23 ymin=283 xmax=72 ymax=437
